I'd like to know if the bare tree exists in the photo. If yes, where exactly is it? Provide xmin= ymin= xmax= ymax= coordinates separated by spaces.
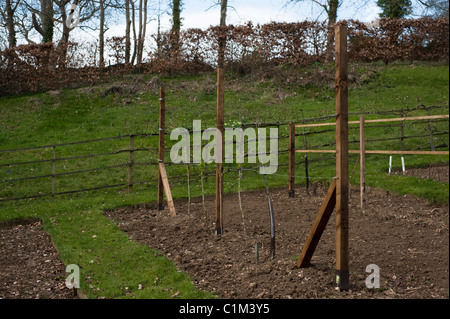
xmin=0 ymin=0 xmax=21 ymax=48
xmin=128 ymin=0 xmax=151 ymax=65
xmin=99 ymin=0 xmax=104 ymax=67
xmin=95 ymin=0 xmax=127 ymax=67
xmin=125 ymin=0 xmax=131 ymax=63
xmin=15 ymin=1 xmax=38 ymax=44
xmin=416 ymin=0 xmax=449 ymax=17
xmin=286 ymin=0 xmax=340 ymax=62
xmin=28 ymin=0 xmax=54 ymax=43
xmin=136 ymin=0 xmax=147 ymax=65
xmin=54 ymin=0 xmax=98 ymax=44
xmin=155 ymin=0 xmax=162 ymax=56
xmin=170 ymin=0 xmax=182 ymax=53
xmin=23 ymin=0 xmax=99 ymax=45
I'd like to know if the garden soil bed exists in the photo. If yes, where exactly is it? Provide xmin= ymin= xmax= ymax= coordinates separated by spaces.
xmin=391 ymin=163 xmax=449 ymax=183
xmin=0 ymin=218 xmax=76 ymax=299
xmin=0 ymin=165 xmax=447 ymax=299
xmin=106 ymin=181 xmax=449 ymax=299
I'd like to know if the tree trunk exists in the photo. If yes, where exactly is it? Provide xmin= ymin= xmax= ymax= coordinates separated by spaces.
xmin=99 ymin=0 xmax=105 ymax=68
xmin=134 ymin=0 xmax=148 ymax=66
xmin=325 ymin=0 xmax=339 ymax=63
xmin=42 ymin=0 xmax=54 ymax=43
xmin=5 ymin=0 xmax=17 ymax=48
xmin=125 ymin=0 xmax=131 ymax=64
xmin=130 ymin=0 xmax=138 ymax=65
xmin=137 ymin=0 xmax=148 ymax=65
xmin=171 ymin=0 xmax=182 ymax=54
xmin=156 ymin=0 xmax=162 ymax=56
xmin=59 ymin=4 xmax=70 ymax=44
xmin=32 ymin=0 xmax=54 ymax=43
xmin=136 ymin=0 xmax=143 ymax=65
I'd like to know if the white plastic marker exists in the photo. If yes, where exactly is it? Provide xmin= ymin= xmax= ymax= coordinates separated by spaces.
xmin=388 ymin=156 xmax=393 ymax=175
xmin=401 ymin=157 xmax=406 ymax=174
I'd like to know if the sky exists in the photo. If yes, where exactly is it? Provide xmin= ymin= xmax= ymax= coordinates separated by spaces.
xmin=74 ymin=0 xmax=383 ymax=42
xmin=179 ymin=0 xmax=382 ymax=29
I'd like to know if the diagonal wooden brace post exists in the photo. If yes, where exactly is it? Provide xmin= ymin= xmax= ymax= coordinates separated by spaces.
xmin=295 ymin=179 xmax=336 ymax=268
xmin=159 ymin=163 xmax=176 ymax=217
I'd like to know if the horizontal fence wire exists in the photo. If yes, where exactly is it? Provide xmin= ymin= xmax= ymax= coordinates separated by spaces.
xmin=0 ymin=133 xmax=161 ymax=154
xmin=1 ymin=105 xmax=448 ymax=203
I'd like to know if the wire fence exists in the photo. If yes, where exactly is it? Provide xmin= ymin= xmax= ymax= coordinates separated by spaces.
xmin=0 ymin=104 xmax=448 ymax=203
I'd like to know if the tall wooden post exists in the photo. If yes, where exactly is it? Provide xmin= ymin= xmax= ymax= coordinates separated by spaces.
xmin=335 ymin=24 xmax=350 ymax=291
xmin=158 ymin=87 xmax=165 ymax=211
xmin=289 ymin=123 xmax=295 ymax=198
xmin=215 ymin=0 xmax=227 ymax=235
xmin=215 ymin=67 xmax=225 ymax=235
xmin=360 ymin=116 xmax=366 ymax=213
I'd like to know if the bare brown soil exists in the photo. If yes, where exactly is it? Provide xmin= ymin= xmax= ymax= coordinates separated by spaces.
xmin=106 ymin=182 xmax=449 ymax=299
xmin=392 ymin=163 xmax=449 ymax=183
xmin=0 ymin=218 xmax=75 ymax=299
xmin=0 ymin=165 xmax=448 ymax=299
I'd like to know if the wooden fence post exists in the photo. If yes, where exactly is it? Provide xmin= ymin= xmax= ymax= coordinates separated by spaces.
xmin=303 ymin=133 xmax=310 ymax=196
xmin=128 ymin=135 xmax=134 ymax=193
xmin=158 ymin=86 xmax=165 ymax=210
xmin=52 ymin=145 xmax=56 ymax=201
xmin=289 ymin=122 xmax=295 ymax=198
xmin=427 ymin=108 xmax=436 ymax=152
xmin=216 ymin=67 xmax=225 ymax=235
xmin=335 ymin=24 xmax=350 ymax=291
xmin=360 ymin=116 xmax=366 ymax=213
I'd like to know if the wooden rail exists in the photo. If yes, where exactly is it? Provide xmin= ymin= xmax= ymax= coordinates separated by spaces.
xmin=294 ymin=150 xmax=449 ymax=155
xmin=295 ymin=114 xmax=449 ymax=128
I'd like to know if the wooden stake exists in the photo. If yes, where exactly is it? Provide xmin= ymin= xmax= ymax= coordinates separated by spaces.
xmin=360 ymin=117 xmax=366 ymax=213
xmin=215 ymin=67 xmax=225 ymax=235
xmin=52 ymin=145 xmax=56 ymax=202
xmin=427 ymin=108 xmax=436 ymax=152
xmin=289 ymin=122 xmax=295 ymax=198
xmin=158 ymin=163 xmax=176 ymax=216
xmin=158 ymin=87 xmax=165 ymax=211
xmin=303 ymin=134 xmax=310 ymax=196
xmin=128 ymin=135 xmax=134 ymax=193
xmin=296 ymin=179 xmax=336 ymax=268
xmin=335 ymin=24 xmax=350 ymax=291
xmin=305 ymin=154 xmax=310 ymax=195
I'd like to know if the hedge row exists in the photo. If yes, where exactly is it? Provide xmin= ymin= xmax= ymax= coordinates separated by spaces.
xmin=1 ymin=18 xmax=448 ymax=96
